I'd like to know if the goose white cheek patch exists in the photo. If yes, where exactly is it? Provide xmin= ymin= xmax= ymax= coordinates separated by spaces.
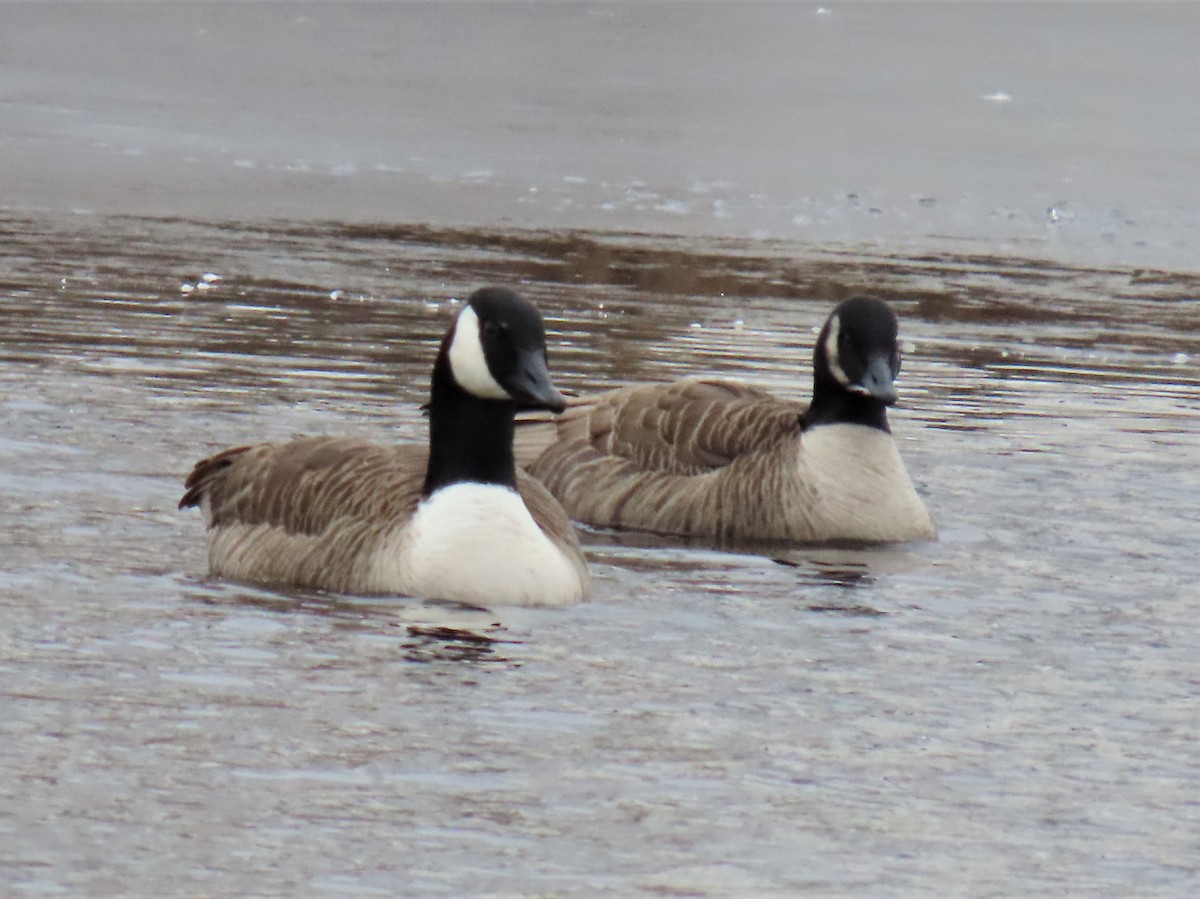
xmin=448 ymin=305 xmax=510 ymax=400
xmin=823 ymin=315 xmax=852 ymax=387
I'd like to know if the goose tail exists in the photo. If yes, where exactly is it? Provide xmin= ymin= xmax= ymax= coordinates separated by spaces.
xmin=178 ymin=445 xmax=253 ymax=510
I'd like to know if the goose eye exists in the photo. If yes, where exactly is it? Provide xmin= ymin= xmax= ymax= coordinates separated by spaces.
xmin=482 ymin=319 xmax=502 ymax=338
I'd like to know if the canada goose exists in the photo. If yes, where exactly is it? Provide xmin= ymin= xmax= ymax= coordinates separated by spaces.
xmin=517 ymin=295 xmax=936 ymax=545
xmin=180 ymin=287 xmax=589 ymax=607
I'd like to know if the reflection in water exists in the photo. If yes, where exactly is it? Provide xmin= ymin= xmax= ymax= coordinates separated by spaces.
xmin=772 ymin=554 xmax=879 ymax=590
xmin=183 ymin=582 xmax=517 ymax=664
xmin=803 ymin=602 xmax=887 ymax=617
xmin=4 ymin=213 xmax=1197 ymax=399
xmin=401 ymin=626 xmax=514 ymax=666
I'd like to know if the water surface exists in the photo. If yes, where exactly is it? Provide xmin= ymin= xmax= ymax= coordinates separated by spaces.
xmin=1 ymin=213 xmax=1198 ymax=895
xmin=3 ymin=3 xmax=1197 ymax=269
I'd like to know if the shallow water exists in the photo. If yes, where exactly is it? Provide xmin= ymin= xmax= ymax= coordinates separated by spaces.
xmin=1 ymin=212 xmax=1198 ymax=895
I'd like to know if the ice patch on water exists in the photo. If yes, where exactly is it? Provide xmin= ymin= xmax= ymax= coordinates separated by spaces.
xmin=1047 ymin=204 xmax=1073 ymax=224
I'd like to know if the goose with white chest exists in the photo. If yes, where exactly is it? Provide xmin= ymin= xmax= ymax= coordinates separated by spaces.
xmin=180 ymin=287 xmax=589 ymax=607
xmin=517 ymin=295 xmax=936 ymax=545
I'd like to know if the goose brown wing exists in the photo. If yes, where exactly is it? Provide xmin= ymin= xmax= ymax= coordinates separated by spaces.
xmin=180 ymin=436 xmax=426 ymax=534
xmin=516 ymin=470 xmax=590 ymax=587
xmin=553 ymin=378 xmax=802 ymax=476
xmin=181 ymin=436 xmax=581 ymax=554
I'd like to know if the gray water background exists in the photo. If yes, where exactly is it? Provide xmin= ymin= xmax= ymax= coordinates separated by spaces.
xmin=3 ymin=2 xmax=1197 ymax=268
xmin=2 ymin=3 xmax=1199 ymax=896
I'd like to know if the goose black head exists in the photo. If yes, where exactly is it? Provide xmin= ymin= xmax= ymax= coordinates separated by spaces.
xmin=814 ymin=295 xmax=901 ymax=406
xmin=442 ymin=287 xmax=567 ymax=413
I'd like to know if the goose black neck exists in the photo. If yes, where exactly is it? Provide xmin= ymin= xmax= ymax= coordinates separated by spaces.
xmin=801 ymin=375 xmax=891 ymax=432
xmin=422 ymin=357 xmax=518 ymax=496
